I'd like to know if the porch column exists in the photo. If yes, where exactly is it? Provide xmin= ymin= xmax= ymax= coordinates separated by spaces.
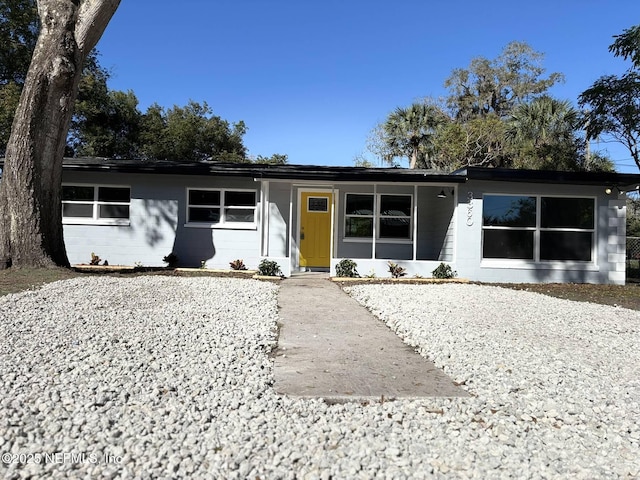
xmin=413 ymin=184 xmax=418 ymax=261
xmin=260 ymin=180 xmax=270 ymax=257
xmin=372 ymin=183 xmax=377 ymax=260
xmin=287 ymin=186 xmax=294 ymax=261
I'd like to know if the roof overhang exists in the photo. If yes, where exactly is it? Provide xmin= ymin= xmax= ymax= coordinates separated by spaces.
xmin=458 ymin=166 xmax=640 ymax=189
xmin=57 ymin=158 xmax=466 ymax=184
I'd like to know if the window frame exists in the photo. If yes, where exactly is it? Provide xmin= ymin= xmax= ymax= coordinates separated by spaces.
xmin=186 ymin=187 xmax=258 ymax=229
xmin=61 ymin=184 xmax=131 ymax=226
xmin=481 ymin=193 xmax=597 ymax=265
xmin=343 ymin=193 xmax=413 ymax=243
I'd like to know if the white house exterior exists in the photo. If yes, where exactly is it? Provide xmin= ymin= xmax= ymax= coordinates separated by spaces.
xmin=54 ymin=158 xmax=640 ymax=284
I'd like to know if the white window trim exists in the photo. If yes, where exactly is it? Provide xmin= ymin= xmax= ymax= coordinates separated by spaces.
xmin=62 ymin=183 xmax=131 ymax=226
xmin=481 ymin=193 xmax=597 ymax=266
xmin=185 ymin=187 xmax=258 ymax=230
xmin=343 ymin=193 xmax=413 ymax=241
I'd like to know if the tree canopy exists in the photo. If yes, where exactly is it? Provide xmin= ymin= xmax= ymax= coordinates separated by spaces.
xmin=579 ymin=24 xmax=640 ymax=171
xmin=365 ymin=41 xmax=612 ymax=173
xmin=0 ymin=1 xmax=285 ymax=164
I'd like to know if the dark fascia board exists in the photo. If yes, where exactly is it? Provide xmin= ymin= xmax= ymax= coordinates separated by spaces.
xmin=458 ymin=166 xmax=640 ymax=188
xmin=57 ymin=158 xmax=466 ymax=184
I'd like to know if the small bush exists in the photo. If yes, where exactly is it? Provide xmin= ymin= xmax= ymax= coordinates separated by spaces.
xmin=388 ymin=261 xmax=406 ymax=278
xmin=335 ymin=259 xmax=359 ymax=278
xmin=229 ymin=259 xmax=247 ymax=270
xmin=163 ymin=252 xmax=178 ymax=268
xmin=90 ymin=252 xmax=101 ymax=265
xmin=432 ymin=262 xmax=457 ymax=279
xmin=258 ymin=259 xmax=282 ymax=277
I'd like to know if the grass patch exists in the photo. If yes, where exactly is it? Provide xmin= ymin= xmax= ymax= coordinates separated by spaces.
xmin=0 ymin=267 xmax=81 ymax=296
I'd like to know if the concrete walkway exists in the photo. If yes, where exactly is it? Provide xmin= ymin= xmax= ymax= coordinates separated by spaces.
xmin=273 ymin=274 xmax=469 ymax=402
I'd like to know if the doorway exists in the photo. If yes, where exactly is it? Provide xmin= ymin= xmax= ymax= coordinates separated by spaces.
xmin=299 ymin=191 xmax=333 ymax=269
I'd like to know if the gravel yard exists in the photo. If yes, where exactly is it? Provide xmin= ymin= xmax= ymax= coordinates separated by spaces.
xmin=0 ymin=276 xmax=639 ymax=479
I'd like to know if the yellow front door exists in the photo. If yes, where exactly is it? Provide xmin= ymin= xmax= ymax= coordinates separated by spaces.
xmin=299 ymin=192 xmax=332 ymax=268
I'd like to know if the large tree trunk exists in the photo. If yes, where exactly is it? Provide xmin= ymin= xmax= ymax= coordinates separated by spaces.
xmin=0 ymin=0 xmax=120 ymax=269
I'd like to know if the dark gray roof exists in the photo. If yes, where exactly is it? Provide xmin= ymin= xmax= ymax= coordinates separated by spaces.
xmin=60 ymin=158 xmax=466 ymax=183
xmin=458 ymin=167 xmax=640 ymax=188
xmin=2 ymin=157 xmax=640 ymax=188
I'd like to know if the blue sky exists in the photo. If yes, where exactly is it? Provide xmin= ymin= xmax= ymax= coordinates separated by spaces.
xmin=97 ymin=0 xmax=640 ymax=172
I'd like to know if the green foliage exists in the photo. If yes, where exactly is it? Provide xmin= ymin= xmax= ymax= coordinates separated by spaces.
xmin=229 ymin=259 xmax=247 ymax=270
xmin=69 ymin=56 xmax=142 ymax=159
xmin=335 ymin=259 xmax=359 ymax=278
xmin=609 ymin=25 xmax=640 ymax=67
xmin=162 ymin=252 xmax=178 ymax=268
xmin=444 ymin=41 xmax=564 ymax=121
xmin=579 ymin=24 xmax=640 ymax=170
xmin=382 ymin=101 xmax=449 ymax=169
xmin=258 ymin=259 xmax=282 ymax=277
xmin=253 ymin=154 xmax=288 ymax=165
xmin=432 ymin=263 xmax=457 ymax=279
xmin=434 ymin=114 xmax=508 ymax=169
xmin=627 ymin=197 xmax=640 ymax=237
xmin=0 ymin=0 xmax=38 ymax=86
xmin=387 ymin=261 xmax=407 ymax=278
xmin=366 ymin=41 xmax=594 ymax=172
xmin=139 ymin=101 xmax=247 ymax=162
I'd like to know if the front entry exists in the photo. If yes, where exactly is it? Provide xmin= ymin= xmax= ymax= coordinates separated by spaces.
xmin=299 ymin=191 xmax=333 ymax=269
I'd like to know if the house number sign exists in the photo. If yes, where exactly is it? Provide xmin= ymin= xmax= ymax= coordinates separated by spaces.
xmin=466 ymin=192 xmax=474 ymax=226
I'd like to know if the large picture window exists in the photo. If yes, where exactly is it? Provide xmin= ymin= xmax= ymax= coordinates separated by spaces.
xmin=482 ymin=195 xmax=595 ymax=262
xmin=187 ymin=188 xmax=256 ymax=227
xmin=344 ymin=193 xmax=412 ymax=240
xmin=62 ymin=185 xmax=130 ymax=224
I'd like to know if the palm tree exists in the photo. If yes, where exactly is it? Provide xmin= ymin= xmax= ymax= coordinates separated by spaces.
xmin=507 ymin=96 xmax=580 ymax=148
xmin=506 ymin=96 xmax=587 ymax=170
xmin=382 ymin=102 xmax=448 ymax=169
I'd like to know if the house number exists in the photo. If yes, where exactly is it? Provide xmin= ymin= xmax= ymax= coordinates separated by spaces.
xmin=466 ymin=192 xmax=474 ymax=226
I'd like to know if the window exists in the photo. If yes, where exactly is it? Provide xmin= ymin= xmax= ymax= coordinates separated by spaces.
xmin=482 ymin=196 xmax=536 ymax=259
xmin=344 ymin=193 xmax=412 ymax=240
xmin=540 ymin=197 xmax=594 ymax=261
xmin=379 ymin=195 xmax=412 ymax=239
xmin=187 ymin=188 xmax=256 ymax=227
xmin=307 ymin=196 xmax=329 ymax=212
xmin=482 ymin=195 xmax=595 ymax=262
xmin=345 ymin=194 xmax=374 ymax=237
xmin=62 ymin=185 xmax=130 ymax=224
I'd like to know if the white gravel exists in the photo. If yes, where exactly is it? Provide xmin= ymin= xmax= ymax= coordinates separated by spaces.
xmin=0 ymin=277 xmax=639 ymax=479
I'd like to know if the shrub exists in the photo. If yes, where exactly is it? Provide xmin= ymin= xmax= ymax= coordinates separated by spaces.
xmin=388 ymin=261 xmax=407 ymax=278
xmin=335 ymin=259 xmax=359 ymax=278
xmin=258 ymin=259 xmax=282 ymax=277
xmin=229 ymin=259 xmax=247 ymax=270
xmin=432 ymin=262 xmax=457 ymax=279
xmin=90 ymin=252 xmax=101 ymax=265
xmin=163 ymin=252 xmax=178 ymax=268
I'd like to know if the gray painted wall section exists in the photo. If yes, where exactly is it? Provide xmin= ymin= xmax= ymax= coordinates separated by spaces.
xmin=455 ymin=180 xmax=625 ymax=284
xmin=63 ymin=171 xmax=263 ymax=269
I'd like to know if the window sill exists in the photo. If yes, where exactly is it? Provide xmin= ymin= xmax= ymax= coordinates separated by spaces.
xmin=185 ymin=223 xmax=257 ymax=231
xmin=63 ymin=219 xmax=130 ymax=227
xmin=481 ymin=260 xmax=599 ymax=271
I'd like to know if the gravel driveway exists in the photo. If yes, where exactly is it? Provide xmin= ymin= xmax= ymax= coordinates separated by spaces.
xmin=1 ymin=276 xmax=638 ymax=479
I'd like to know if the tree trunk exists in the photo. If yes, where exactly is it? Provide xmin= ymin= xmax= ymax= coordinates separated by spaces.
xmin=0 ymin=0 xmax=120 ymax=269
